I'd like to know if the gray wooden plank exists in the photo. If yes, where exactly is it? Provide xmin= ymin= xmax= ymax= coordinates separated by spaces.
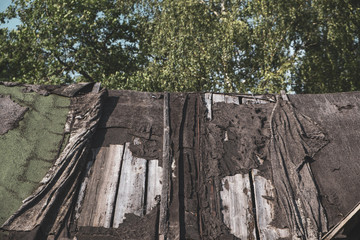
xmin=212 ymin=94 xmax=225 ymax=103
xmin=77 ymin=147 xmax=108 ymax=227
xmin=242 ymin=98 xmax=270 ymax=104
xmin=77 ymin=145 xmax=124 ymax=228
xmin=113 ymin=143 xmax=147 ymax=227
xmin=204 ymin=93 xmax=212 ymax=120
xmin=93 ymin=144 xmax=123 ymax=228
xmin=212 ymin=94 xmax=239 ymax=105
xmin=251 ymin=169 xmax=290 ymax=239
xmin=146 ymin=160 xmax=163 ymax=213
xmin=220 ymin=173 xmax=256 ymax=239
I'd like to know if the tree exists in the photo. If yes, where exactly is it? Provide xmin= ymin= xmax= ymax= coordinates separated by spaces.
xmin=0 ymin=0 xmax=143 ymax=87
xmin=1 ymin=0 xmax=359 ymax=93
xmin=292 ymin=0 xmax=360 ymax=93
xmin=130 ymin=0 xmax=253 ymax=92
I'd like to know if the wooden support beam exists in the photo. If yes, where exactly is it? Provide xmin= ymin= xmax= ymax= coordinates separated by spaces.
xmin=212 ymin=94 xmax=240 ymax=105
xmin=159 ymin=93 xmax=171 ymax=240
xmin=91 ymin=82 xmax=101 ymax=93
xmin=280 ymin=90 xmax=289 ymax=101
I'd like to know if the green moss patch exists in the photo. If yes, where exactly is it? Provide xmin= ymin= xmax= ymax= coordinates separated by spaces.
xmin=0 ymin=85 xmax=70 ymax=225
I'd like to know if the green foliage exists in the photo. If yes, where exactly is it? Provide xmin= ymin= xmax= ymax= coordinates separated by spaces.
xmin=0 ymin=0 xmax=142 ymax=87
xmin=292 ymin=0 xmax=360 ymax=93
xmin=0 ymin=0 xmax=359 ymax=93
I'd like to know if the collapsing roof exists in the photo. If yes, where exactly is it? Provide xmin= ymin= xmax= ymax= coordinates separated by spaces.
xmin=0 ymin=83 xmax=359 ymax=240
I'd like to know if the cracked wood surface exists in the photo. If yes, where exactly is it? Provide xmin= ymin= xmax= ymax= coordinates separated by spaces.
xmin=252 ymin=169 xmax=291 ymax=239
xmin=77 ymin=145 xmax=124 ymax=228
xmin=113 ymin=143 xmax=147 ymax=227
xmin=220 ymin=174 xmax=256 ymax=239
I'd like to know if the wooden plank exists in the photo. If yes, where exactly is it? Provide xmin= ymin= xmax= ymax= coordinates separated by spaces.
xmin=212 ymin=94 xmax=239 ymax=105
xmin=146 ymin=160 xmax=163 ymax=213
xmin=113 ymin=143 xmax=147 ymax=227
xmin=280 ymin=90 xmax=289 ymax=101
xmin=74 ymin=149 xmax=97 ymax=221
xmin=225 ymin=95 xmax=240 ymax=104
xmin=91 ymin=82 xmax=101 ymax=93
xmin=212 ymin=93 xmax=225 ymax=103
xmin=242 ymin=98 xmax=270 ymax=104
xmin=159 ymin=92 xmax=171 ymax=240
xmin=77 ymin=145 xmax=124 ymax=228
xmin=100 ymin=144 xmax=124 ymax=228
xmin=77 ymin=147 xmax=108 ymax=227
xmin=322 ymin=201 xmax=360 ymax=240
xmin=204 ymin=93 xmax=212 ymax=120
xmin=252 ymin=169 xmax=290 ymax=239
xmin=220 ymin=174 xmax=256 ymax=239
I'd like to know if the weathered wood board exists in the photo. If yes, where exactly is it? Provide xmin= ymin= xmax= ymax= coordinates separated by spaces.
xmin=204 ymin=93 xmax=212 ymax=120
xmin=102 ymin=145 xmax=124 ymax=227
xmin=212 ymin=93 xmax=240 ymax=105
xmin=146 ymin=160 xmax=163 ymax=213
xmin=220 ymin=173 xmax=256 ymax=239
xmin=113 ymin=143 xmax=147 ymax=227
xmin=252 ymin=169 xmax=290 ymax=239
xmin=77 ymin=145 xmax=124 ymax=228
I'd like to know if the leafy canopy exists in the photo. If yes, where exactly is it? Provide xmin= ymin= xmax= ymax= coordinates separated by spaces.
xmin=0 ymin=0 xmax=359 ymax=93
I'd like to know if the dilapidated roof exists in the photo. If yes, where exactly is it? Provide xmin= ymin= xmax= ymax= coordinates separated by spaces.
xmin=0 ymin=83 xmax=359 ymax=240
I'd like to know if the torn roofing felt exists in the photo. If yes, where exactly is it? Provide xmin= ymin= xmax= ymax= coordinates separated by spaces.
xmin=0 ymin=83 xmax=360 ymax=240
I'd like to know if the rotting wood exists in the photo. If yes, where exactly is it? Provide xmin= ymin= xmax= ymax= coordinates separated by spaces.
xmin=146 ymin=160 xmax=163 ymax=214
xmin=212 ymin=93 xmax=239 ymax=105
xmin=101 ymin=146 xmax=123 ymax=227
xmin=204 ymin=93 xmax=212 ymax=120
xmin=113 ymin=143 xmax=147 ymax=227
xmin=251 ymin=169 xmax=291 ymax=239
xmin=280 ymin=90 xmax=289 ymax=101
xmin=104 ymin=145 xmax=124 ymax=227
xmin=239 ymin=94 xmax=276 ymax=103
xmin=78 ymin=145 xmax=124 ymax=228
xmin=77 ymin=147 xmax=108 ymax=227
xmin=242 ymin=98 xmax=270 ymax=104
xmin=322 ymin=201 xmax=360 ymax=240
xmin=220 ymin=173 xmax=256 ymax=239
xmin=159 ymin=92 xmax=170 ymax=240
xmin=91 ymin=82 xmax=101 ymax=93
xmin=74 ymin=150 xmax=96 ymax=222
xmin=212 ymin=93 xmax=225 ymax=103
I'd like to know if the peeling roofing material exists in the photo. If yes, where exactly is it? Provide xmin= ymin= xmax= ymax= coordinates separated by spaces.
xmin=0 ymin=83 xmax=359 ymax=240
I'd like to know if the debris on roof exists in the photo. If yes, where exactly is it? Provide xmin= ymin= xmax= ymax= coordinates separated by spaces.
xmin=0 ymin=83 xmax=359 ymax=240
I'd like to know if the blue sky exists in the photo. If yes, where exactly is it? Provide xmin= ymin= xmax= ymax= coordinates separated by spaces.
xmin=0 ymin=0 xmax=21 ymax=29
